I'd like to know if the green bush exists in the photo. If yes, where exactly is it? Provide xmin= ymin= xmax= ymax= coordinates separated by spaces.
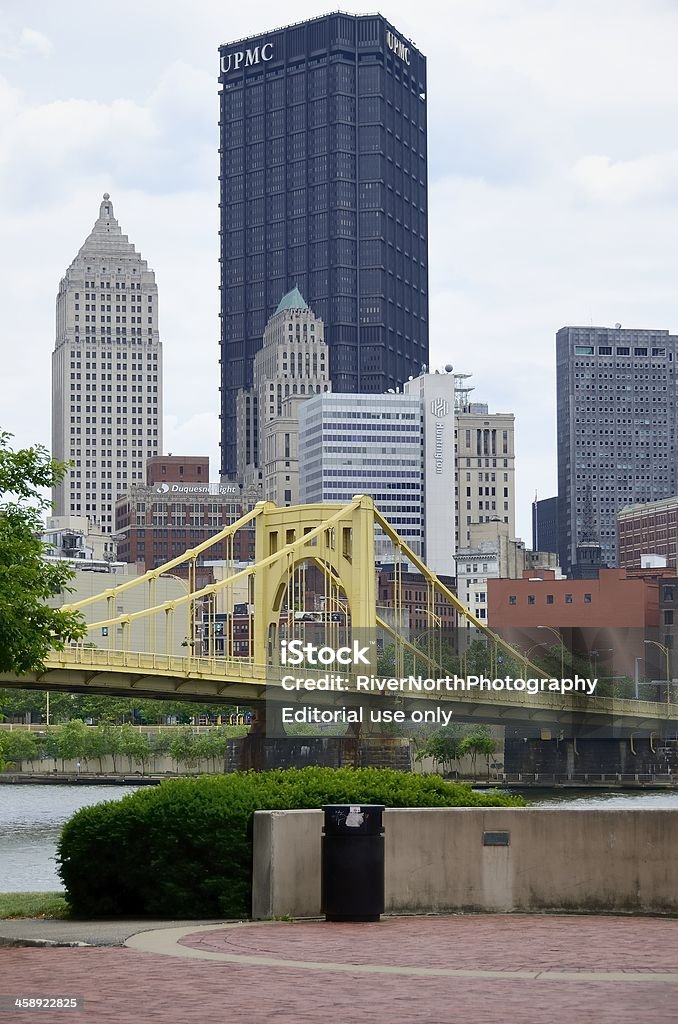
xmin=57 ymin=766 xmax=523 ymax=920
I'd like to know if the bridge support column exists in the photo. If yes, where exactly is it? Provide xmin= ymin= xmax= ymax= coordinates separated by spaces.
xmin=239 ymin=704 xmax=288 ymax=771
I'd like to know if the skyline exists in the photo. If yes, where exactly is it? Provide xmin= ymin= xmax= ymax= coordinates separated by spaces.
xmin=2 ymin=0 xmax=678 ymax=542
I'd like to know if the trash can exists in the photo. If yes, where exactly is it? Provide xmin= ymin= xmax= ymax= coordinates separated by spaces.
xmin=321 ymin=804 xmax=385 ymax=922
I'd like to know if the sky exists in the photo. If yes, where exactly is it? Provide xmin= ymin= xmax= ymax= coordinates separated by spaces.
xmin=1 ymin=0 xmax=678 ymax=543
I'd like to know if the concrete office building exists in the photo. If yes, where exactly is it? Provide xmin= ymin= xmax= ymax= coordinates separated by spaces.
xmin=456 ymin=521 xmax=559 ymax=626
xmin=298 ymin=391 xmax=423 ymax=558
xmin=235 ymin=288 xmax=331 ymax=505
xmin=454 ymin=386 xmax=516 ymax=549
xmin=557 ymin=325 xmax=678 ymax=574
xmin=52 ymin=194 xmax=162 ymax=532
xmin=218 ymin=13 xmax=429 ymax=475
xmin=42 ymin=515 xmax=116 ymax=565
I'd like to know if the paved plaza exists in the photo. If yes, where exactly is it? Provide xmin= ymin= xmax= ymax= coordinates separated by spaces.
xmin=2 ymin=914 xmax=677 ymax=1023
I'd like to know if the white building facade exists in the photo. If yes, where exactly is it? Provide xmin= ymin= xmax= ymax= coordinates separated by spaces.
xmin=52 ymin=194 xmax=162 ymax=533
xmin=404 ymin=370 xmax=456 ymax=576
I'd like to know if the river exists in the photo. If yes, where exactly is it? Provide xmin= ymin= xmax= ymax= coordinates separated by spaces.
xmin=1 ymin=784 xmax=678 ymax=893
xmin=0 ymin=785 xmax=142 ymax=893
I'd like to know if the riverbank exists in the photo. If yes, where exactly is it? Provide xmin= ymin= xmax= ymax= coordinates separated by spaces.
xmin=6 ymin=770 xmax=678 ymax=789
xmin=0 ymin=773 xmax=163 ymax=786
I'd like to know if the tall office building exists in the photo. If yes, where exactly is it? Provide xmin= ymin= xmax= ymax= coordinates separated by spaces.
xmin=298 ymin=392 xmax=423 ymax=558
xmin=235 ymin=287 xmax=332 ymax=505
xmin=557 ymin=325 xmax=678 ymax=574
xmin=454 ymin=385 xmax=516 ymax=550
xmin=218 ymin=13 xmax=429 ymax=475
xmin=52 ymin=194 xmax=162 ymax=532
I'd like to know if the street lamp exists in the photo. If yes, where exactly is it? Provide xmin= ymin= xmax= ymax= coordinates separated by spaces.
xmin=590 ymin=648 xmax=613 ymax=678
xmin=537 ymin=625 xmax=565 ymax=680
xmin=644 ymin=639 xmax=671 ymax=706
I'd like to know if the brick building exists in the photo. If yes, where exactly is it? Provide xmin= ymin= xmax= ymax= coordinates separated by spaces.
xmin=115 ymin=457 xmax=252 ymax=579
xmin=618 ymin=497 xmax=678 ymax=569
xmin=487 ymin=568 xmax=661 ymax=677
xmin=377 ymin=569 xmax=457 ymax=635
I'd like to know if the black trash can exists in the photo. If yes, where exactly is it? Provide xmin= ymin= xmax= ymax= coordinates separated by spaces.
xmin=321 ymin=804 xmax=385 ymax=922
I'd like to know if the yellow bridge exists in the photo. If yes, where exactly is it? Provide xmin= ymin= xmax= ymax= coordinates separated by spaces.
xmin=2 ymin=496 xmax=676 ymax=732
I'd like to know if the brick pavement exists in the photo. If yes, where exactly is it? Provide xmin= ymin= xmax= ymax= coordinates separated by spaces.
xmin=1 ymin=915 xmax=677 ymax=1024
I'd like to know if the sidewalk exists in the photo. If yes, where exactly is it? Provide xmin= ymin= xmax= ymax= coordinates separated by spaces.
xmin=2 ymin=914 xmax=677 ymax=1023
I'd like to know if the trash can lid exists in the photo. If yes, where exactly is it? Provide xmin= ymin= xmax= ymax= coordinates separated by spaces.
xmin=322 ymin=804 xmax=385 ymax=811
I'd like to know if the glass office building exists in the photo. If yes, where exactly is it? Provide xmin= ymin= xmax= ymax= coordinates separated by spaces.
xmin=218 ymin=13 xmax=429 ymax=476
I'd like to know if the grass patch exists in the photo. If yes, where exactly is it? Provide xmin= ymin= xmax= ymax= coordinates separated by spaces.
xmin=0 ymin=892 xmax=70 ymax=920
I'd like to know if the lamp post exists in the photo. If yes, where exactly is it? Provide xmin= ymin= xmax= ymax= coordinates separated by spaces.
xmin=634 ymin=656 xmax=643 ymax=700
xmin=590 ymin=648 xmax=613 ymax=679
xmin=537 ymin=625 xmax=565 ymax=680
xmin=522 ymin=642 xmax=549 ymax=677
xmin=644 ymin=639 xmax=671 ymax=707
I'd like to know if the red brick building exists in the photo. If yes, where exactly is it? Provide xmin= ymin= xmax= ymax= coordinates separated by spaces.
xmin=146 ymin=456 xmax=209 ymax=486
xmin=487 ymin=568 xmax=661 ymax=677
xmin=115 ymin=456 xmax=253 ymax=580
xmin=377 ymin=569 xmax=457 ymax=634
xmin=618 ymin=497 xmax=678 ymax=569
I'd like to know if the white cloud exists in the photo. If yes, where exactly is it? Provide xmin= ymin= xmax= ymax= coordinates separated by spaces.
xmin=571 ymin=152 xmax=678 ymax=204
xmin=19 ymin=28 xmax=53 ymax=57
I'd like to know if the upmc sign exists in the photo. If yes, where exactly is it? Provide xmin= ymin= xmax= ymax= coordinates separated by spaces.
xmin=220 ymin=43 xmax=273 ymax=74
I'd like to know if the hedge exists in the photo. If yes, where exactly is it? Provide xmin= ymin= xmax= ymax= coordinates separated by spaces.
xmin=57 ymin=766 xmax=523 ymax=919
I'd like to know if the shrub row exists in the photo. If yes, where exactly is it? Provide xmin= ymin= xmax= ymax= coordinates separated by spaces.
xmin=57 ymin=766 xmax=523 ymax=920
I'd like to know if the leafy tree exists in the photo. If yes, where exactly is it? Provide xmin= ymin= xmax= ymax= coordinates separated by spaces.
xmin=99 ymin=723 xmax=123 ymax=773
xmin=0 ymin=729 xmax=39 ymax=769
xmin=415 ymin=726 xmax=466 ymax=775
xmin=56 ymin=719 xmax=90 ymax=771
xmin=459 ymin=730 xmax=499 ymax=778
xmin=149 ymin=730 xmax=172 ymax=770
xmin=0 ymin=432 xmax=86 ymax=674
xmin=118 ymin=725 xmax=149 ymax=773
xmin=170 ymin=729 xmax=199 ymax=771
xmin=81 ymin=725 xmax=104 ymax=772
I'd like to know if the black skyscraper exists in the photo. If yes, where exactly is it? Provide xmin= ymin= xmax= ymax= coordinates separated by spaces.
xmin=218 ymin=13 xmax=429 ymax=476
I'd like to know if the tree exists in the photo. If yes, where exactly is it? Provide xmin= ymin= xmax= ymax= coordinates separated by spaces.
xmin=459 ymin=730 xmax=499 ymax=778
xmin=415 ymin=726 xmax=465 ymax=776
xmin=85 ymin=725 xmax=110 ymax=773
xmin=56 ymin=719 xmax=90 ymax=771
xmin=0 ymin=729 xmax=39 ymax=770
xmin=118 ymin=724 xmax=149 ymax=773
xmin=0 ymin=432 xmax=86 ymax=675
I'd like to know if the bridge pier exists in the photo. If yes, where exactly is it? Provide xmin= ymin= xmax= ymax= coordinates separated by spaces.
xmin=505 ymin=734 xmax=678 ymax=778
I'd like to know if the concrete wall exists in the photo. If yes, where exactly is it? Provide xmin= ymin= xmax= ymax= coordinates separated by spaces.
xmin=252 ymin=807 xmax=678 ymax=919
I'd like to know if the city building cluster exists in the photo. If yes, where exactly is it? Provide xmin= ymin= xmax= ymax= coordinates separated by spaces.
xmin=46 ymin=12 xmax=678 ymax=672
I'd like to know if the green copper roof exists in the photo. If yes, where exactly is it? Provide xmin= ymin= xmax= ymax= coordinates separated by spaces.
xmin=275 ymin=286 xmax=308 ymax=313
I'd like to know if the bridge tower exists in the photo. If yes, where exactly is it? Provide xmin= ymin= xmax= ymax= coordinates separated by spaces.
xmin=252 ymin=495 xmax=377 ymax=665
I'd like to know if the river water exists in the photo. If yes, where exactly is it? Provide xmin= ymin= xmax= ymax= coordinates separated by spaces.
xmin=0 ymin=785 xmax=142 ymax=892
xmin=1 ymin=784 xmax=678 ymax=893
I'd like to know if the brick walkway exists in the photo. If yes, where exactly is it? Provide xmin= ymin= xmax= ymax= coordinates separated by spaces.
xmin=2 ymin=915 xmax=677 ymax=1023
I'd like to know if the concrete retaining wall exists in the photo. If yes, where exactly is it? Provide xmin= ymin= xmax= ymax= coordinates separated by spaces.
xmin=252 ymin=807 xmax=678 ymax=919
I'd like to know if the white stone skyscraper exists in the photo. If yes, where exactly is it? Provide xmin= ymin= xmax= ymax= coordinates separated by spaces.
xmin=52 ymin=194 xmax=162 ymax=533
